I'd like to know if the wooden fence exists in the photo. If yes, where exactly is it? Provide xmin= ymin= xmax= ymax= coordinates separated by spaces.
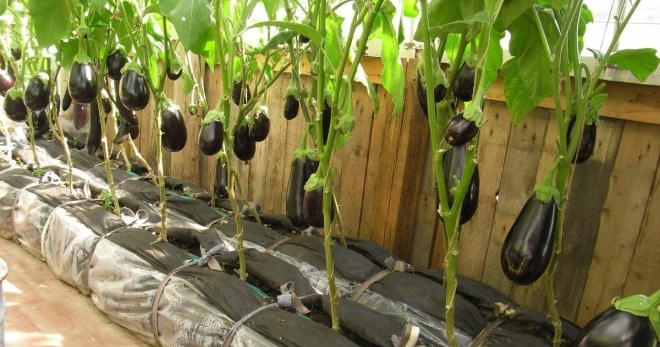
xmin=126 ymin=57 xmax=659 ymax=327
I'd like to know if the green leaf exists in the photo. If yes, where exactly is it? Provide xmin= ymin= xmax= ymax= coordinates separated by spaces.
xmin=507 ymin=9 xmax=556 ymax=99
xmin=262 ymin=31 xmax=295 ymax=51
xmin=248 ymin=21 xmax=322 ymax=47
xmin=304 ymin=172 xmax=324 ymax=191
xmin=538 ymin=0 xmax=568 ymax=9
xmin=160 ymin=0 xmax=212 ymax=54
xmin=608 ymin=48 xmax=660 ymax=82
xmin=498 ymin=0 xmax=537 ymax=28
xmin=370 ymin=8 xmax=404 ymax=114
xmin=415 ymin=0 xmax=461 ymax=40
xmin=428 ymin=11 xmax=490 ymax=37
xmin=27 ymin=0 xmax=71 ymax=47
xmin=484 ymin=29 xmax=504 ymax=90
xmin=460 ymin=0 xmax=484 ymax=18
xmin=91 ymin=0 xmax=106 ymax=14
xmin=403 ymin=0 xmax=418 ymax=18
xmin=323 ymin=16 xmax=343 ymax=75
xmin=111 ymin=1 xmax=136 ymax=52
xmin=261 ymin=0 xmax=282 ymax=20
xmin=0 ymin=0 xmax=6 ymax=16
xmin=501 ymin=58 xmax=547 ymax=124
xmin=57 ymin=39 xmax=79 ymax=71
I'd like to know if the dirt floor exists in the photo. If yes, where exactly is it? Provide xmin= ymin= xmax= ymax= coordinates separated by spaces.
xmin=0 ymin=237 xmax=148 ymax=347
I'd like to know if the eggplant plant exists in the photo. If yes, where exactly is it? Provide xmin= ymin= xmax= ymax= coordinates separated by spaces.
xmin=416 ymin=0 xmax=658 ymax=345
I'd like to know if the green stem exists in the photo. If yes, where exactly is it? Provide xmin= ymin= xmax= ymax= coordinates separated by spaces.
xmin=26 ymin=110 xmax=40 ymax=169
xmin=214 ymin=0 xmax=247 ymax=281
xmin=97 ymin=94 xmax=121 ymax=216
xmin=153 ymin=102 xmax=168 ymax=242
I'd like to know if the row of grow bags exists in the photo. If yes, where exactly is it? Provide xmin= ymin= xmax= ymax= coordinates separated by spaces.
xmin=0 ymin=132 xmax=580 ymax=346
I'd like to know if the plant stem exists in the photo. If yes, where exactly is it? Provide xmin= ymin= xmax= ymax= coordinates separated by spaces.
xmin=96 ymin=95 xmax=121 ymax=216
xmin=154 ymin=104 xmax=168 ymax=242
xmin=26 ymin=110 xmax=41 ymax=169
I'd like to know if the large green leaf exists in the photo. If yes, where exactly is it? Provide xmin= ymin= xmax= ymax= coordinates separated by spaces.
xmin=372 ymin=2 xmax=405 ymax=115
xmin=415 ymin=0 xmax=461 ymax=40
xmin=608 ymin=48 xmax=660 ymax=82
xmin=538 ymin=0 xmax=568 ymax=10
xmin=0 ymin=0 xmax=6 ymax=16
xmin=507 ymin=9 xmax=556 ymax=100
xmin=248 ymin=21 xmax=322 ymax=47
xmin=261 ymin=0 xmax=282 ymax=20
xmin=57 ymin=39 xmax=79 ymax=71
xmin=403 ymin=0 xmax=418 ymax=18
xmin=160 ymin=0 xmax=212 ymax=54
xmin=502 ymin=58 xmax=547 ymax=124
xmin=498 ymin=0 xmax=537 ymax=28
xmin=27 ymin=0 xmax=71 ymax=47
xmin=484 ymin=29 xmax=504 ymax=90
xmin=427 ymin=11 xmax=490 ymax=38
xmin=324 ymin=16 xmax=343 ymax=75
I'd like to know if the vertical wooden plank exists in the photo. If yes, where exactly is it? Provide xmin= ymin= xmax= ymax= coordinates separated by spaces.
xmin=623 ymin=150 xmax=660 ymax=297
xmin=135 ymin=95 xmax=156 ymax=168
xmin=480 ymin=108 xmax=551 ymax=296
xmin=247 ymin=76 xmax=289 ymax=213
xmin=510 ymin=113 xmax=560 ymax=310
xmin=410 ymin=144 xmax=437 ymax=268
xmin=358 ymin=85 xmax=401 ymax=245
xmin=168 ymin=51 xmax=203 ymax=183
xmin=382 ymin=61 xmax=430 ymax=259
xmin=576 ymin=121 xmax=660 ymax=326
xmin=199 ymin=65 xmax=221 ymax=192
xmin=455 ymin=101 xmax=513 ymax=279
xmin=332 ymin=81 xmax=374 ymax=238
xmin=553 ymin=118 xmax=624 ymax=321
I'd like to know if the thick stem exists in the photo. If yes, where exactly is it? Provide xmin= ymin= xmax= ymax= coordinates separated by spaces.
xmin=154 ymin=106 xmax=168 ymax=242
xmin=227 ymin=168 xmax=247 ymax=280
xmin=97 ymin=96 xmax=121 ymax=216
xmin=26 ymin=110 xmax=41 ymax=169
xmin=323 ymin=170 xmax=338 ymax=330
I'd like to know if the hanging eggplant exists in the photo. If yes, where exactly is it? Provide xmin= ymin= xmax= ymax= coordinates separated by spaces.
xmin=442 ymin=144 xmax=479 ymax=225
xmin=68 ymin=61 xmax=98 ymax=104
xmin=286 ymin=157 xmax=308 ymax=229
xmin=86 ymin=99 xmax=101 ymax=155
xmin=444 ymin=112 xmax=478 ymax=146
xmin=3 ymin=89 xmax=28 ymax=122
xmin=576 ymin=306 xmax=657 ymax=347
xmin=233 ymin=124 xmax=256 ymax=161
xmin=452 ymin=62 xmax=475 ymax=102
xmin=198 ymin=120 xmax=224 ymax=156
xmin=160 ymin=105 xmax=187 ymax=152
xmin=248 ymin=108 xmax=270 ymax=142
xmin=568 ymin=115 xmax=597 ymax=164
xmin=29 ymin=109 xmax=50 ymax=139
xmin=500 ymin=192 xmax=558 ymax=285
xmin=214 ymin=159 xmax=229 ymax=199
xmin=23 ymin=72 xmax=50 ymax=111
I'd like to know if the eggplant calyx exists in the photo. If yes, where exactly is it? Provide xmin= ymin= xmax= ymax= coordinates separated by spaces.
xmin=533 ymin=184 xmax=560 ymax=205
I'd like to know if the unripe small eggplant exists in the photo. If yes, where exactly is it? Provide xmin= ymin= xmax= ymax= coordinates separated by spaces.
xmin=444 ymin=112 xmax=478 ymax=146
xmin=452 ymin=63 xmax=475 ymax=102
xmin=283 ymin=95 xmax=299 ymax=120
xmin=248 ymin=109 xmax=270 ymax=142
